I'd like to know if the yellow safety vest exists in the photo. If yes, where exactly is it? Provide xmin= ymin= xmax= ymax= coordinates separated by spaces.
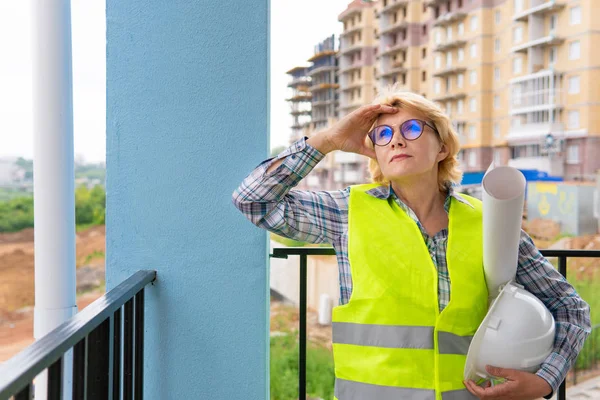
xmin=332 ymin=183 xmax=488 ymax=400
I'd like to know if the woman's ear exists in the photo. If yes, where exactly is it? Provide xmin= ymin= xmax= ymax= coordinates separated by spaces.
xmin=437 ymin=144 xmax=450 ymax=162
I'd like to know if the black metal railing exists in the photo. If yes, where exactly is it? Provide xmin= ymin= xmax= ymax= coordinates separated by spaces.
xmin=271 ymin=247 xmax=600 ymax=400
xmin=0 ymin=270 xmax=156 ymax=400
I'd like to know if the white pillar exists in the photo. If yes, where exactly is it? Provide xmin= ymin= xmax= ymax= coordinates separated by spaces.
xmin=32 ymin=0 xmax=77 ymax=398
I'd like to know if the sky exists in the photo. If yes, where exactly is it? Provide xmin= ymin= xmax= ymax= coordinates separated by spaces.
xmin=0 ymin=1 xmax=349 ymax=163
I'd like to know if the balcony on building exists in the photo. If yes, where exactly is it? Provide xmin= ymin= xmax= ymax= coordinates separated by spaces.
xmin=340 ymin=24 xmax=363 ymax=39
xmin=378 ymin=61 xmax=407 ymax=80
xmin=379 ymin=42 xmax=408 ymax=58
xmin=339 ymin=62 xmax=363 ymax=74
xmin=341 ymin=81 xmax=363 ymax=92
xmin=513 ymin=0 xmax=566 ymax=22
xmin=380 ymin=0 xmax=409 ymax=15
xmin=433 ymin=11 xmax=467 ymax=27
xmin=339 ymin=43 xmax=364 ymax=56
xmin=434 ymin=39 xmax=467 ymax=52
xmin=379 ymin=20 xmax=409 ymax=36
xmin=424 ymin=0 xmax=446 ymax=7
xmin=309 ymin=64 xmax=337 ymax=76
xmin=432 ymin=65 xmax=466 ymax=78
xmin=509 ymin=68 xmax=563 ymax=115
xmin=511 ymin=34 xmax=564 ymax=53
xmin=432 ymin=91 xmax=466 ymax=103
xmin=312 ymin=98 xmax=337 ymax=107
xmin=288 ymin=76 xmax=311 ymax=88
xmin=309 ymin=82 xmax=340 ymax=92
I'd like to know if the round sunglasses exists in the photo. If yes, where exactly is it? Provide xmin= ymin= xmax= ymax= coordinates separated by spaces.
xmin=368 ymin=119 xmax=439 ymax=146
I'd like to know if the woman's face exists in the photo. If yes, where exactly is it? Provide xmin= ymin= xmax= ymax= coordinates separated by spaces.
xmin=372 ymin=108 xmax=448 ymax=183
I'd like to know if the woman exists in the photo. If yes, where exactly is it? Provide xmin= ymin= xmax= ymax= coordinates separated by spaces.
xmin=232 ymin=88 xmax=590 ymax=400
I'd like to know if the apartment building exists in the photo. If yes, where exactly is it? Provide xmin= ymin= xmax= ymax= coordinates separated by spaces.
xmin=427 ymin=0 xmax=600 ymax=179
xmin=308 ymin=35 xmax=340 ymax=132
xmin=286 ymin=66 xmax=312 ymax=143
xmin=330 ymin=0 xmax=380 ymax=187
xmin=287 ymin=0 xmax=600 ymax=187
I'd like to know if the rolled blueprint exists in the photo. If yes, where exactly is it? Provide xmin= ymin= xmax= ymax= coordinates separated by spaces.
xmin=482 ymin=165 xmax=526 ymax=299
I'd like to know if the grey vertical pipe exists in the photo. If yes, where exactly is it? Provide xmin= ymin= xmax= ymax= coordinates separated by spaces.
xmin=31 ymin=0 xmax=77 ymax=398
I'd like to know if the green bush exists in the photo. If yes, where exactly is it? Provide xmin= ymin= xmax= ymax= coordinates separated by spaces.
xmin=571 ymin=267 xmax=600 ymax=371
xmin=270 ymin=334 xmax=335 ymax=400
xmin=0 ymin=185 xmax=106 ymax=233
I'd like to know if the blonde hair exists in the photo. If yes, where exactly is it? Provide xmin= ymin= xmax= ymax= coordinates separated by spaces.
xmin=367 ymin=85 xmax=463 ymax=191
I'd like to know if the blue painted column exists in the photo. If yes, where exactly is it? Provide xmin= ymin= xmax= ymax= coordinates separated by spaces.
xmin=106 ymin=2 xmax=270 ymax=399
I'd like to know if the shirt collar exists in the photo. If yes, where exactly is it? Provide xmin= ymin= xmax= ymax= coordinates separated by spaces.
xmin=365 ymin=183 xmax=474 ymax=210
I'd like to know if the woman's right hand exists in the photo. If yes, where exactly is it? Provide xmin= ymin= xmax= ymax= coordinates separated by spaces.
xmin=314 ymin=104 xmax=398 ymax=159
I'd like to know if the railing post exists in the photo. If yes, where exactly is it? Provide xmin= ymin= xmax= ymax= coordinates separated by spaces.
xmin=135 ymin=289 xmax=145 ymax=399
xmin=299 ymin=254 xmax=307 ymax=400
xmin=87 ymin=318 xmax=110 ymax=398
xmin=557 ymin=255 xmax=567 ymax=400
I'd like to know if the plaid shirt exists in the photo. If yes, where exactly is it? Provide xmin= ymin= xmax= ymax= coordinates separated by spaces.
xmin=232 ymin=137 xmax=591 ymax=394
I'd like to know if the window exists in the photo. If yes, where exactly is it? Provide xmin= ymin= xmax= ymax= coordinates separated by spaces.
xmin=458 ymin=48 xmax=464 ymax=61
xmin=423 ymin=24 xmax=428 ymax=35
xmin=567 ymin=144 xmax=580 ymax=164
xmin=495 ymin=10 xmax=501 ymax=24
xmin=512 ymin=57 xmax=522 ymax=73
xmin=494 ymin=67 xmax=500 ymax=81
xmin=514 ymin=0 xmax=523 ymax=13
xmin=495 ymin=38 xmax=500 ymax=53
xmin=447 ymin=26 xmax=453 ymax=41
xmin=568 ymin=76 xmax=580 ymax=94
xmin=513 ymin=26 xmax=522 ymax=43
xmin=446 ymin=52 xmax=453 ymax=67
xmin=434 ymin=79 xmax=441 ymax=94
xmin=570 ymin=6 xmax=581 ymax=25
xmin=494 ymin=95 xmax=500 ymax=108
xmin=550 ymin=14 xmax=558 ymax=33
xmin=512 ymin=85 xmax=522 ymax=105
xmin=435 ymin=54 xmax=442 ymax=69
xmin=493 ymin=149 xmax=501 ymax=165
xmin=470 ymin=70 xmax=477 ymax=84
xmin=469 ymin=125 xmax=476 ymax=139
xmin=470 ymin=15 xmax=478 ymax=31
xmin=569 ymin=41 xmax=581 ymax=60
xmin=549 ymin=47 xmax=557 ymax=65
xmin=457 ymin=99 xmax=464 ymax=113
xmin=470 ymin=43 xmax=477 ymax=58
xmin=435 ymin=30 xmax=443 ymax=44
xmin=446 ymin=102 xmax=452 ymax=115
xmin=458 ymin=23 xmax=464 ymax=36
xmin=422 ymin=48 xmax=427 ymax=58
xmin=568 ymin=110 xmax=580 ymax=129
xmin=493 ymin=123 xmax=500 ymax=138
xmin=422 ymin=71 xmax=427 ymax=81
xmin=446 ymin=76 xmax=452 ymax=91
xmin=468 ymin=151 xmax=476 ymax=167
xmin=457 ymin=73 xmax=464 ymax=88
xmin=470 ymin=97 xmax=476 ymax=112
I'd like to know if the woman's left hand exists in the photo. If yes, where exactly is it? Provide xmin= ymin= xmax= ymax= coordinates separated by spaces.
xmin=464 ymin=365 xmax=552 ymax=399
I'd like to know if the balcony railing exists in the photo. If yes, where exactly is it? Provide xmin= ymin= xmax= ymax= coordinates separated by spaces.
xmin=0 ymin=270 xmax=156 ymax=399
xmin=271 ymin=247 xmax=600 ymax=400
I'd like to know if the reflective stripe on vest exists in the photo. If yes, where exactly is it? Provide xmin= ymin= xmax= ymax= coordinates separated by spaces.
xmin=332 ymin=322 xmax=472 ymax=354
xmin=332 ymin=183 xmax=488 ymax=400
xmin=334 ymin=379 xmax=478 ymax=400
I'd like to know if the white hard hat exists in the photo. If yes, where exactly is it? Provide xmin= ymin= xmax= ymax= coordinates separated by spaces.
xmin=464 ymin=281 xmax=556 ymax=382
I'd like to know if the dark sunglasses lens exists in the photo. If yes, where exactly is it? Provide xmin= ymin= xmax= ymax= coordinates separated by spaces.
xmin=401 ymin=120 xmax=424 ymax=140
xmin=373 ymin=126 xmax=393 ymax=145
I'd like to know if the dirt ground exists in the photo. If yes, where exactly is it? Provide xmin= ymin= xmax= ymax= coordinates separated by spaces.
xmin=0 ymin=226 xmax=106 ymax=362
